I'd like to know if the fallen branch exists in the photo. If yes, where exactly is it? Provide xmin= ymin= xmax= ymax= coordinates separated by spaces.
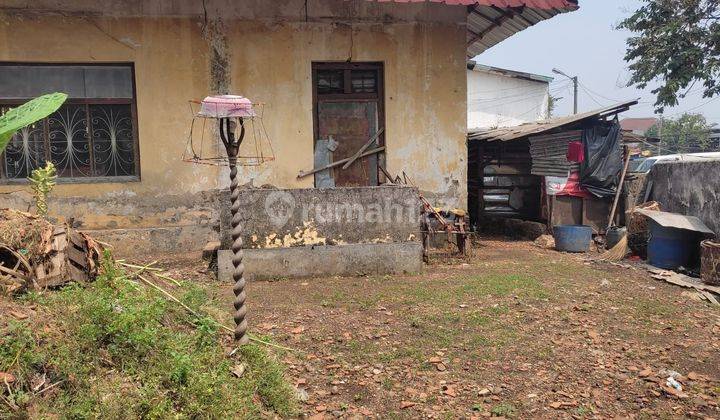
xmin=127 ymin=268 xmax=297 ymax=352
xmin=34 ymin=380 xmax=63 ymax=396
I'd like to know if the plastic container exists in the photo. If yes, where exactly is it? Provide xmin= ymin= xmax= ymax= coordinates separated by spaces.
xmin=553 ymin=225 xmax=593 ymax=253
xmin=647 ymin=220 xmax=695 ymax=270
xmin=606 ymin=226 xmax=627 ymax=250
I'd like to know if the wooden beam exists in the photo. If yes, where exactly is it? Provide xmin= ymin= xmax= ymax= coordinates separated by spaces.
xmin=297 ymin=146 xmax=385 ymax=179
xmin=342 ymin=127 xmax=384 ymax=170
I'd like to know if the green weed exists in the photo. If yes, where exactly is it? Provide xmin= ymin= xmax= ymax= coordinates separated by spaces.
xmin=0 ymin=253 xmax=295 ymax=418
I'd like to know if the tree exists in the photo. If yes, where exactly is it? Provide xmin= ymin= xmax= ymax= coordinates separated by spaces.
xmin=547 ymin=94 xmax=559 ymax=118
xmin=645 ymin=113 xmax=714 ymax=152
xmin=619 ymin=0 xmax=720 ymax=111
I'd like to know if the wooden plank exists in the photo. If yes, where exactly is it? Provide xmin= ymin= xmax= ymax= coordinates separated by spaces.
xmin=66 ymin=245 xmax=87 ymax=267
xmin=341 ymin=127 xmax=384 ymax=170
xmin=297 ymin=146 xmax=385 ymax=179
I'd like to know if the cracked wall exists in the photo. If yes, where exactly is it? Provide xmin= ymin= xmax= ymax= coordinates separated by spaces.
xmin=0 ymin=0 xmax=467 ymax=254
xmin=648 ymin=160 xmax=720 ymax=235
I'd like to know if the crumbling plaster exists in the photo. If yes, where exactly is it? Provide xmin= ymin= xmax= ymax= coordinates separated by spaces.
xmin=0 ymin=0 xmax=468 ymax=253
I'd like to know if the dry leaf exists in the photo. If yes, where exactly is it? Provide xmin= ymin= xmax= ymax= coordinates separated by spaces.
xmin=0 ymin=372 xmax=16 ymax=384
xmin=400 ymin=401 xmax=416 ymax=409
xmin=10 ymin=311 xmax=28 ymax=320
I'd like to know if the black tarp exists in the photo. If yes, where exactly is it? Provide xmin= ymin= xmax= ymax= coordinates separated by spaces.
xmin=580 ymin=118 xmax=622 ymax=198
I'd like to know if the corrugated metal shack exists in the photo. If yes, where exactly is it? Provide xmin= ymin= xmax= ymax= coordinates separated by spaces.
xmin=467 ymin=100 xmax=638 ymax=233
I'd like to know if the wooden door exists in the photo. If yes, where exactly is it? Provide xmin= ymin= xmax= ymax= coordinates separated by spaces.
xmin=312 ymin=62 xmax=384 ymax=187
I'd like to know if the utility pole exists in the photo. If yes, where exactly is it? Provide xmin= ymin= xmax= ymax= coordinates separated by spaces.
xmin=552 ymin=68 xmax=578 ymax=114
xmin=572 ymin=76 xmax=578 ymax=115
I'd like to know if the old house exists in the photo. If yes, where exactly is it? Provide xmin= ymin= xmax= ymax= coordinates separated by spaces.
xmin=0 ymin=0 xmax=578 ymax=266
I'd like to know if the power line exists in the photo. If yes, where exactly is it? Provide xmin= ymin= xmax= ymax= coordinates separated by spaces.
xmin=468 ymin=81 xmax=571 ymax=103
xmin=468 ymin=83 xmax=571 ymax=108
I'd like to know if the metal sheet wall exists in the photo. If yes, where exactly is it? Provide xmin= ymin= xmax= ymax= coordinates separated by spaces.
xmin=528 ymin=130 xmax=582 ymax=176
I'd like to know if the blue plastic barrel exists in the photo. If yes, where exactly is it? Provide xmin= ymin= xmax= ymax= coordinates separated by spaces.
xmin=647 ymin=220 xmax=695 ymax=269
xmin=553 ymin=225 xmax=593 ymax=252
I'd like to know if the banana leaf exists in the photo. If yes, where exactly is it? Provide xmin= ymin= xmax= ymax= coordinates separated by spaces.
xmin=0 ymin=92 xmax=68 ymax=153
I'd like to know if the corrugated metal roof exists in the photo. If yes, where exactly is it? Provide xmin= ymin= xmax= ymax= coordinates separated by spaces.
xmin=468 ymin=61 xmax=553 ymax=83
xmin=368 ymin=0 xmax=573 ymax=6
xmin=468 ymin=99 xmax=639 ymax=142
xmin=466 ymin=2 xmax=578 ymax=56
xmin=364 ymin=1 xmax=579 ymax=56
xmin=636 ymin=209 xmax=714 ymax=235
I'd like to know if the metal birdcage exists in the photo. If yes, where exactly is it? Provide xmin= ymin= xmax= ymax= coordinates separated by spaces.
xmin=183 ymin=95 xmax=275 ymax=166
xmin=184 ymin=95 xmax=274 ymax=345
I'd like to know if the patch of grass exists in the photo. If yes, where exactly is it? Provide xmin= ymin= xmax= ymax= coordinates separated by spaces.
xmin=0 ymin=253 xmax=295 ymax=418
xmin=490 ymin=402 xmax=517 ymax=417
xmin=633 ymin=298 xmax=676 ymax=320
xmin=461 ymin=274 xmax=547 ymax=300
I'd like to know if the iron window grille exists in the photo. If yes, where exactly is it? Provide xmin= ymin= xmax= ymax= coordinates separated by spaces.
xmin=0 ymin=63 xmax=140 ymax=183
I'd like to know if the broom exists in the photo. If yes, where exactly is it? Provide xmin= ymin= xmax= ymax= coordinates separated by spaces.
xmin=599 ymin=147 xmax=631 ymax=262
xmin=598 ymin=235 xmax=629 ymax=261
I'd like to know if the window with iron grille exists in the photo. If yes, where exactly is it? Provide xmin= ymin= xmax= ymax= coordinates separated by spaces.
xmin=0 ymin=63 xmax=139 ymax=182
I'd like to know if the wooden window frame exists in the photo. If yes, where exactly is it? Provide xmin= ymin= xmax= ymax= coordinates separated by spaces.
xmin=311 ymin=61 xmax=386 ymax=186
xmin=0 ymin=62 xmax=140 ymax=184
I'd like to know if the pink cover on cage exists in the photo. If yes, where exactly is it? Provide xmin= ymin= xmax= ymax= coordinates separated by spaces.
xmin=198 ymin=95 xmax=256 ymax=118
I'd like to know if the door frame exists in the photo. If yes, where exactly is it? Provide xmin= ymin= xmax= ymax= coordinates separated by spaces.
xmin=311 ymin=61 xmax=385 ymax=187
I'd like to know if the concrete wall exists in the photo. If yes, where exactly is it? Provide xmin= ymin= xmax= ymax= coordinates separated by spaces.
xmin=467 ymin=67 xmax=550 ymax=131
xmin=219 ymin=186 xmax=421 ymax=249
xmin=218 ymin=242 xmax=423 ymax=280
xmin=647 ymin=160 xmax=720 ymax=235
xmin=0 ymin=0 xmax=467 ymax=254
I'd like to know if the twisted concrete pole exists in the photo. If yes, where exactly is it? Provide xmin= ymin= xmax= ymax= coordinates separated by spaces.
xmin=221 ymin=118 xmax=249 ymax=344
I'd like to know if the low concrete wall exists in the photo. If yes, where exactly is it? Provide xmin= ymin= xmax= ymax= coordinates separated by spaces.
xmin=218 ymin=242 xmax=423 ymax=281
xmin=2 ymin=190 xmax=220 ymax=256
xmin=219 ymin=186 xmax=422 ymax=249
xmin=2 ymin=185 xmax=422 ymax=256
xmin=647 ymin=160 xmax=720 ymax=235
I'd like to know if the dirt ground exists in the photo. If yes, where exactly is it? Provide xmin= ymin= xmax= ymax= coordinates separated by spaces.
xmin=205 ymin=238 xmax=720 ymax=419
xmin=10 ymin=238 xmax=716 ymax=419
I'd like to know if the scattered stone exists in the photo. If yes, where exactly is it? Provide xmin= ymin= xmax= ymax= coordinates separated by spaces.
xmin=400 ymin=401 xmax=416 ymax=409
xmin=295 ymin=387 xmax=309 ymax=402
xmin=230 ymin=363 xmax=246 ymax=378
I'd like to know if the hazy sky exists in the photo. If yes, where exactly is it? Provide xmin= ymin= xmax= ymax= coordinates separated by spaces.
xmin=476 ymin=0 xmax=720 ymax=125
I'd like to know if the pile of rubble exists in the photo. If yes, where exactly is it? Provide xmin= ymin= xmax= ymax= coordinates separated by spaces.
xmin=0 ymin=209 xmax=101 ymax=295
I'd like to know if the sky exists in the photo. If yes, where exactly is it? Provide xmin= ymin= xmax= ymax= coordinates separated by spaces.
xmin=475 ymin=0 xmax=720 ymax=125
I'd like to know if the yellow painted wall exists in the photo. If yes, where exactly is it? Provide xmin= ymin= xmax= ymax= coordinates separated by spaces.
xmin=229 ymin=20 xmax=467 ymax=208
xmin=0 ymin=14 xmax=219 ymax=198
xmin=0 ymin=2 xmax=468 ymax=232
